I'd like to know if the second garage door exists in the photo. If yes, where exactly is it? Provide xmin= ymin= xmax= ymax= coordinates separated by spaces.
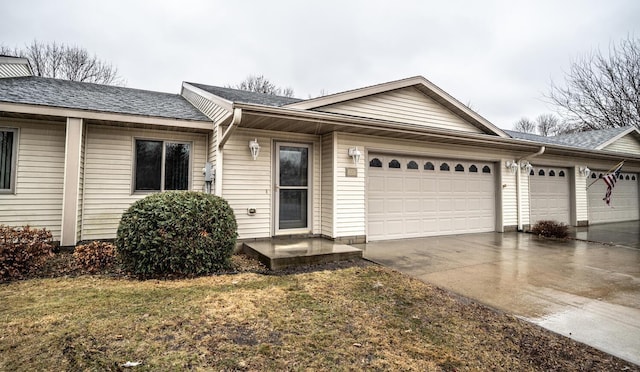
xmin=529 ymin=167 xmax=571 ymax=225
xmin=367 ymin=154 xmax=496 ymax=241
xmin=587 ymin=171 xmax=639 ymax=223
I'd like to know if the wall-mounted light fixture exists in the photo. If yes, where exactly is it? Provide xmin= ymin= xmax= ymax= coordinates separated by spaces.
xmin=579 ymin=166 xmax=591 ymax=177
xmin=520 ymin=161 xmax=533 ymax=174
xmin=248 ymin=138 xmax=260 ymax=160
xmin=505 ymin=160 xmax=518 ymax=174
xmin=348 ymin=147 xmax=361 ymax=165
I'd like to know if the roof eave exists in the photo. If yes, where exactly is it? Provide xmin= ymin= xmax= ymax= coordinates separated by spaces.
xmin=233 ymin=102 xmax=640 ymax=162
xmin=181 ymin=82 xmax=234 ymax=112
xmin=595 ymin=127 xmax=640 ymax=150
xmin=0 ymin=101 xmax=213 ymax=130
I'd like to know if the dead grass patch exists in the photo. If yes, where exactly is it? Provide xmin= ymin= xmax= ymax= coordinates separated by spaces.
xmin=0 ymin=261 xmax=636 ymax=371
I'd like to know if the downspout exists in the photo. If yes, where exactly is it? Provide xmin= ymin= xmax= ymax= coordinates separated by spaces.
xmin=215 ymin=108 xmax=242 ymax=196
xmin=516 ymin=146 xmax=545 ymax=231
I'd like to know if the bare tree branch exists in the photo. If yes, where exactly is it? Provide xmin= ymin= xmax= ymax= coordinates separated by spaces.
xmin=513 ymin=117 xmax=536 ymax=133
xmin=228 ymin=74 xmax=295 ymax=97
xmin=4 ymin=40 xmax=124 ymax=86
xmin=549 ymin=36 xmax=640 ymax=131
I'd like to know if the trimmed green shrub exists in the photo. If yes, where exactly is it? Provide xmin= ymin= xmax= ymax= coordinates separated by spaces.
xmin=73 ymin=241 xmax=117 ymax=273
xmin=0 ymin=225 xmax=54 ymax=281
xmin=530 ymin=220 xmax=569 ymax=239
xmin=115 ymin=191 xmax=237 ymax=277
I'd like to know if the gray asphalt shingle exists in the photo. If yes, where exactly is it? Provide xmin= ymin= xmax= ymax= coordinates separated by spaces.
xmin=505 ymin=127 xmax=635 ymax=150
xmin=0 ymin=76 xmax=210 ymax=121
xmin=188 ymin=82 xmax=303 ymax=107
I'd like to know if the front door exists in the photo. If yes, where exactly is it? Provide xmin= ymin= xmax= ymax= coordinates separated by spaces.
xmin=275 ymin=143 xmax=310 ymax=234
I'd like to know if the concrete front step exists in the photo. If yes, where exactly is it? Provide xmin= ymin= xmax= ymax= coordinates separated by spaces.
xmin=243 ymin=238 xmax=363 ymax=270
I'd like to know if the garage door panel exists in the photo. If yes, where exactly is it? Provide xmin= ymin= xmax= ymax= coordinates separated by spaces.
xmin=588 ymin=172 xmax=638 ymax=223
xmin=367 ymin=154 xmax=495 ymax=241
xmin=530 ymin=167 xmax=570 ymax=225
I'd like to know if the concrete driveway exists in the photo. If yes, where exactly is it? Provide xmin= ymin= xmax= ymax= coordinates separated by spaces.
xmin=359 ymin=231 xmax=640 ymax=365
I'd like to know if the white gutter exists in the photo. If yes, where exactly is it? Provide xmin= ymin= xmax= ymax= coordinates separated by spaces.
xmin=219 ymin=108 xmax=242 ymax=149
xmin=516 ymin=146 xmax=545 ymax=231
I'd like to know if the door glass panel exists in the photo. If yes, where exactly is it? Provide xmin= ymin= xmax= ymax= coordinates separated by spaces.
xmin=279 ymin=146 xmax=308 ymax=186
xmin=279 ymin=189 xmax=308 ymax=229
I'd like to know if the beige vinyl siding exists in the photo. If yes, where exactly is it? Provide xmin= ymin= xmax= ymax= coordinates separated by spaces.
xmin=315 ymin=87 xmax=485 ymax=134
xmin=181 ymin=84 xmax=226 ymax=171
xmin=500 ymin=164 xmax=518 ymax=228
xmin=77 ymin=122 xmax=86 ymax=241
xmin=81 ymin=124 xmax=207 ymax=240
xmin=222 ymin=128 xmax=321 ymax=240
xmin=603 ymin=135 xmax=640 ymax=155
xmin=574 ymin=167 xmax=588 ymax=223
xmin=208 ymin=127 xmax=216 ymax=164
xmin=0 ymin=119 xmax=65 ymax=239
xmin=336 ymin=133 xmax=508 ymax=239
xmin=321 ymin=133 xmax=335 ymax=237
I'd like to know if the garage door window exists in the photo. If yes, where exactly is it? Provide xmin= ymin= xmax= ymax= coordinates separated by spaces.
xmin=455 ymin=164 xmax=464 ymax=172
xmin=369 ymin=158 xmax=382 ymax=167
xmin=440 ymin=163 xmax=450 ymax=171
xmin=389 ymin=159 xmax=401 ymax=169
xmin=559 ymin=171 xmax=565 ymax=177
xmin=407 ymin=161 xmax=418 ymax=170
xmin=539 ymin=170 xmax=545 ymax=176
xmin=482 ymin=166 xmax=491 ymax=174
xmin=424 ymin=162 xmax=434 ymax=170
xmin=549 ymin=170 xmax=556 ymax=176
xmin=469 ymin=165 xmax=478 ymax=173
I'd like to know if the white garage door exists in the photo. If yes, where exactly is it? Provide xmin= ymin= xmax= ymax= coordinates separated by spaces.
xmin=529 ymin=167 xmax=571 ymax=225
xmin=588 ymin=171 xmax=639 ymax=223
xmin=367 ymin=154 xmax=496 ymax=241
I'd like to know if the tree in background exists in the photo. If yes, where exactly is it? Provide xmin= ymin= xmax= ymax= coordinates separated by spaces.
xmin=0 ymin=40 xmax=124 ymax=86
xmin=229 ymin=74 xmax=295 ymax=97
xmin=513 ymin=117 xmax=536 ymax=134
xmin=549 ymin=36 xmax=640 ymax=131
xmin=535 ymin=113 xmax=563 ymax=136
xmin=513 ymin=113 xmax=564 ymax=136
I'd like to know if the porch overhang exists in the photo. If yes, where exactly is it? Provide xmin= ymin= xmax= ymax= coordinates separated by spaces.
xmin=227 ymin=103 xmax=640 ymax=170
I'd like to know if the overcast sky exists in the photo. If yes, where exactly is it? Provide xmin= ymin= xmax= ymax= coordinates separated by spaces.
xmin=2 ymin=0 xmax=639 ymax=129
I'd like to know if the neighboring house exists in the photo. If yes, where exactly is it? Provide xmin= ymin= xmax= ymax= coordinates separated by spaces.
xmin=1 ymin=55 xmax=639 ymax=246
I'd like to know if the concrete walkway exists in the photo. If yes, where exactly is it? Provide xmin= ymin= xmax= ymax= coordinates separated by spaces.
xmin=359 ymin=232 xmax=640 ymax=365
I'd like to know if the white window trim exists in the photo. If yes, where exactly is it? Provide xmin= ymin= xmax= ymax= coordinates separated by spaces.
xmin=132 ymin=137 xmax=193 ymax=194
xmin=0 ymin=127 xmax=18 ymax=194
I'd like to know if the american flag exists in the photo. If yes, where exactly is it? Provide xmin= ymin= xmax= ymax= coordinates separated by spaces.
xmin=602 ymin=162 xmax=624 ymax=206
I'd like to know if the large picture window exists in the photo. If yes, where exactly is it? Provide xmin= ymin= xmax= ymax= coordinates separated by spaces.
xmin=0 ymin=128 xmax=17 ymax=193
xmin=135 ymin=139 xmax=190 ymax=191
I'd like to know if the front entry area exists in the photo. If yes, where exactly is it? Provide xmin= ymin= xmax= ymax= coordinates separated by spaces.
xmin=275 ymin=142 xmax=311 ymax=234
xmin=366 ymin=154 xmax=496 ymax=241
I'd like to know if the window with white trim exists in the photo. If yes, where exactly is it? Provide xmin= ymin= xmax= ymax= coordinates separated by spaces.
xmin=134 ymin=139 xmax=191 ymax=192
xmin=0 ymin=128 xmax=17 ymax=193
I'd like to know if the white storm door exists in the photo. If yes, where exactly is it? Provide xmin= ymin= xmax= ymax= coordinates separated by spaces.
xmin=275 ymin=143 xmax=311 ymax=234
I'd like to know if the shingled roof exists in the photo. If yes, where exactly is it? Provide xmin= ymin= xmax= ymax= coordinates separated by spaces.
xmin=552 ymin=127 xmax=633 ymax=149
xmin=0 ymin=76 xmax=210 ymax=121
xmin=505 ymin=126 xmax=637 ymax=150
xmin=188 ymin=82 xmax=303 ymax=107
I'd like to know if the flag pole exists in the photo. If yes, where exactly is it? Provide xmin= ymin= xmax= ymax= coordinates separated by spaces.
xmin=586 ymin=160 xmax=625 ymax=189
